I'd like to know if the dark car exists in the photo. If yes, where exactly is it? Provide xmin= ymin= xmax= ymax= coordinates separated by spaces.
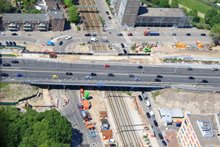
xmin=121 ymin=43 xmax=125 ymax=48
xmin=92 ymin=33 xmax=97 ymax=36
xmin=66 ymin=72 xmax=72 ymax=75
xmin=108 ymin=16 xmax=111 ymax=20
xmin=85 ymin=33 xmax=91 ymax=37
xmin=5 ymin=41 xmax=9 ymax=46
xmin=137 ymin=65 xmax=143 ymax=69
xmin=199 ymin=79 xmax=208 ymax=83
xmin=90 ymin=73 xmax=97 ymax=76
xmin=155 ymin=78 xmax=161 ymax=82
xmin=158 ymin=133 xmax=164 ymax=139
xmin=3 ymin=63 xmax=11 ymax=67
xmin=129 ymin=74 xmax=134 ymax=77
xmin=161 ymin=140 xmax=167 ymax=146
xmin=16 ymin=73 xmax=23 ymax=78
xmin=12 ymin=33 xmax=18 ymax=36
xmin=187 ymin=67 xmax=193 ymax=71
xmin=11 ymin=60 xmax=19 ymax=64
xmin=1 ymin=73 xmax=9 ymax=77
xmin=146 ymin=112 xmax=151 ymax=118
xmin=153 ymin=120 xmax=158 ymax=126
xmin=108 ymin=73 xmax=114 ymax=77
xmin=157 ymin=75 xmax=163 ymax=78
xmin=188 ymin=76 xmax=195 ymax=80
xmin=12 ymin=42 xmax=16 ymax=46
xmin=211 ymin=68 xmax=218 ymax=71
xmin=59 ymin=41 xmax=63 ymax=46
xmin=172 ymin=33 xmax=177 ymax=36
xmin=9 ymin=41 xmax=13 ymax=46
xmin=105 ymin=11 xmax=110 ymax=15
xmin=138 ymin=95 xmax=143 ymax=101
xmin=201 ymin=33 xmax=206 ymax=36
xmin=186 ymin=33 xmax=191 ymax=36
xmin=117 ymin=33 xmax=123 ymax=36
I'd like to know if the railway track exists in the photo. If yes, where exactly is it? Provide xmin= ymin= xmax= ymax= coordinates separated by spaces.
xmin=106 ymin=91 xmax=142 ymax=147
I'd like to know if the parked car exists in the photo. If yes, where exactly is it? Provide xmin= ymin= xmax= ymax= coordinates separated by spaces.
xmin=85 ymin=75 xmax=92 ymax=80
xmin=155 ymin=78 xmax=161 ymax=82
xmin=3 ymin=63 xmax=11 ymax=67
xmin=12 ymin=33 xmax=18 ymax=36
xmin=199 ymin=79 xmax=208 ymax=83
xmin=12 ymin=42 xmax=16 ymax=46
xmin=157 ymin=75 xmax=163 ymax=78
xmin=201 ymin=33 xmax=206 ymax=36
xmin=145 ymin=100 xmax=151 ymax=107
xmin=158 ymin=133 xmax=164 ymax=139
xmin=105 ymin=11 xmax=110 ymax=15
xmin=137 ymin=65 xmax=143 ymax=69
xmin=146 ymin=112 xmax=151 ymax=118
xmin=65 ymin=36 xmax=72 ymax=40
xmin=186 ymin=33 xmax=191 ymax=36
xmin=59 ymin=41 xmax=63 ymax=46
xmin=129 ymin=74 xmax=134 ymax=77
xmin=161 ymin=140 xmax=167 ymax=146
xmin=108 ymin=73 xmax=114 ymax=77
xmin=90 ymin=73 xmax=97 ymax=76
xmin=117 ymin=33 xmax=123 ymax=36
xmin=85 ymin=33 xmax=91 ymax=37
xmin=171 ymin=33 xmax=177 ymax=36
xmin=66 ymin=72 xmax=72 ymax=75
xmin=138 ymin=95 xmax=143 ymax=101
xmin=16 ymin=73 xmax=23 ymax=78
xmin=127 ymin=32 xmax=133 ymax=36
xmin=108 ymin=16 xmax=111 ymax=20
xmin=104 ymin=64 xmax=110 ymax=68
xmin=121 ymin=43 xmax=125 ymax=48
xmin=153 ymin=120 xmax=158 ymax=126
xmin=134 ymin=77 xmax=140 ymax=81
xmin=123 ymin=49 xmax=127 ymax=54
xmin=1 ymin=73 xmax=9 ymax=77
xmin=188 ymin=76 xmax=195 ymax=79
xmin=11 ymin=60 xmax=19 ymax=64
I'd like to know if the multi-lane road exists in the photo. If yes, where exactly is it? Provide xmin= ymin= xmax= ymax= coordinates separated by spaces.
xmin=1 ymin=58 xmax=220 ymax=88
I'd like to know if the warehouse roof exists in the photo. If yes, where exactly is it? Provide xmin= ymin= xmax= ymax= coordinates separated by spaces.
xmin=138 ymin=7 xmax=186 ymax=17
xmin=159 ymin=108 xmax=184 ymax=118
xmin=2 ymin=13 xmax=49 ymax=23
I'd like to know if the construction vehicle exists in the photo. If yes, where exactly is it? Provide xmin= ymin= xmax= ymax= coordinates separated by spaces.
xmin=196 ymin=41 xmax=203 ymax=48
xmin=175 ymin=42 xmax=186 ymax=49
xmin=49 ymin=52 xmax=57 ymax=58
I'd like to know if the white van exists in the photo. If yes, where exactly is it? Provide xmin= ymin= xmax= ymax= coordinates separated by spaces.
xmin=149 ymin=111 xmax=155 ymax=117
xmin=90 ymin=37 xmax=98 ymax=42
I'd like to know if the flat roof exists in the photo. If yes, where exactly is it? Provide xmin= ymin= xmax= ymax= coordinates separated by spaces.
xmin=159 ymin=108 xmax=184 ymax=118
xmin=187 ymin=114 xmax=220 ymax=146
xmin=48 ymin=10 xmax=64 ymax=19
xmin=2 ymin=13 xmax=49 ymax=23
xmin=138 ymin=7 xmax=186 ymax=17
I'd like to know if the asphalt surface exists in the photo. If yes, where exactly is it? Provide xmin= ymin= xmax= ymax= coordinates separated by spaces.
xmin=1 ymin=58 xmax=220 ymax=87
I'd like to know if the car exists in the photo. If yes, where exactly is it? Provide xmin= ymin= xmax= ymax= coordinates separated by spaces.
xmin=121 ymin=43 xmax=125 ymax=48
xmin=104 ymin=64 xmax=110 ymax=68
xmin=155 ymin=78 xmax=161 ymax=82
xmin=157 ymin=75 xmax=163 ymax=78
xmin=107 ymin=139 xmax=115 ymax=143
xmin=138 ymin=95 xmax=143 ymax=101
xmin=171 ymin=33 xmax=176 ymax=36
xmin=145 ymin=100 xmax=151 ymax=107
xmin=186 ymin=33 xmax=191 ymax=36
xmin=3 ymin=63 xmax=11 ymax=67
xmin=5 ymin=41 xmax=9 ymax=46
xmin=91 ymin=33 xmax=97 ymax=36
xmin=85 ymin=33 xmax=91 ymax=37
xmin=12 ymin=42 xmax=16 ymax=46
xmin=59 ymin=41 xmax=63 ymax=46
xmin=123 ymin=49 xmax=127 ymax=54
xmin=146 ymin=112 xmax=151 ymax=118
xmin=16 ymin=73 xmax=23 ymax=78
xmin=90 ymin=73 xmax=97 ymax=76
xmin=158 ymin=133 xmax=164 ymax=139
xmin=52 ymin=75 xmax=59 ymax=79
xmin=211 ymin=68 xmax=218 ymax=71
xmin=102 ymin=39 xmax=109 ymax=43
xmin=129 ymin=74 xmax=134 ymax=77
xmin=65 ymin=36 xmax=72 ymax=40
xmin=134 ymin=77 xmax=140 ymax=81
xmin=0 ymin=32 xmax=5 ymax=36
xmin=137 ymin=65 xmax=143 ymax=69
xmin=201 ymin=33 xmax=206 ymax=36
xmin=11 ymin=60 xmax=19 ymax=64
xmin=153 ymin=120 xmax=158 ymax=126
xmin=0 ymin=42 xmax=2 ymax=46
xmin=199 ymin=79 xmax=208 ymax=83
xmin=188 ymin=76 xmax=195 ymax=80
xmin=9 ymin=41 xmax=13 ymax=46
xmin=66 ymin=72 xmax=72 ymax=75
xmin=117 ymin=33 xmax=123 ymax=36
xmin=105 ymin=11 xmax=110 ymax=15
xmin=108 ymin=73 xmax=114 ymax=77
xmin=161 ymin=140 xmax=167 ymax=146
xmin=127 ymin=32 xmax=133 ymax=36
xmin=108 ymin=16 xmax=111 ymax=20
xmin=187 ymin=67 xmax=193 ymax=71
xmin=12 ymin=33 xmax=18 ymax=36
xmin=1 ymin=73 xmax=9 ymax=77
xmin=85 ymin=75 xmax=92 ymax=80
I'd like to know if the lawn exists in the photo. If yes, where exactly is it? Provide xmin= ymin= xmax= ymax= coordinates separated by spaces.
xmin=179 ymin=0 xmax=220 ymax=14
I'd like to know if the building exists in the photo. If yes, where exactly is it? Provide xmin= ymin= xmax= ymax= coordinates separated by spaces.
xmin=0 ymin=0 xmax=65 ymax=31
xmin=111 ymin=0 xmax=191 ymax=27
xmin=159 ymin=108 xmax=184 ymax=124
xmin=177 ymin=113 xmax=220 ymax=147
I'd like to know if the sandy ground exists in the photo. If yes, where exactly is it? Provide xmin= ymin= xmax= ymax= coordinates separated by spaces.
xmin=65 ymin=44 xmax=90 ymax=53
xmin=0 ymin=83 xmax=39 ymax=102
xmin=151 ymin=88 xmax=220 ymax=114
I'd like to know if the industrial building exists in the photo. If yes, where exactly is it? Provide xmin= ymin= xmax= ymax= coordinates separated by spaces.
xmin=111 ymin=0 xmax=191 ymax=27
xmin=0 ymin=0 xmax=65 ymax=31
xmin=177 ymin=113 xmax=220 ymax=147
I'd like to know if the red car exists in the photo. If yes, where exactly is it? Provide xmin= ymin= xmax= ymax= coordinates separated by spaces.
xmin=104 ymin=64 xmax=110 ymax=68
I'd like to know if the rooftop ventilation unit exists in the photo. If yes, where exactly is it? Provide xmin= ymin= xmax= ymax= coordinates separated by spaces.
xmin=197 ymin=120 xmax=214 ymax=138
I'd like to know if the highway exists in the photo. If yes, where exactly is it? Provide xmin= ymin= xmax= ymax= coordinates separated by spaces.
xmin=1 ymin=58 xmax=220 ymax=87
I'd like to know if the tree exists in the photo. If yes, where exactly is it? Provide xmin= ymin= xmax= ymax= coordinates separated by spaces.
xmin=152 ymin=0 xmax=160 ymax=5
xmin=210 ymin=14 xmax=220 ymax=27
xmin=205 ymin=8 xmax=217 ymax=24
xmin=64 ymin=0 xmax=73 ymax=7
xmin=68 ymin=5 xmax=80 ymax=23
xmin=170 ymin=0 xmax=178 ymax=8
xmin=211 ymin=24 xmax=220 ymax=40
xmin=188 ymin=10 xmax=200 ymax=23
xmin=159 ymin=0 xmax=169 ymax=7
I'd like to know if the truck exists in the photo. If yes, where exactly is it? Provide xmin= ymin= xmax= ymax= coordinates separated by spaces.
xmin=90 ymin=37 xmax=98 ymax=42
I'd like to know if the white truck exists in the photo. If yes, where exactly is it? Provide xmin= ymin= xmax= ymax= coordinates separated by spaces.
xmin=90 ymin=37 xmax=98 ymax=42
